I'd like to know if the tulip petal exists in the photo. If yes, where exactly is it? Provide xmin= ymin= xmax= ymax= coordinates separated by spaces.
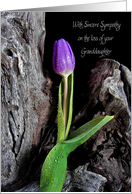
xmin=52 ymin=38 xmax=75 ymax=77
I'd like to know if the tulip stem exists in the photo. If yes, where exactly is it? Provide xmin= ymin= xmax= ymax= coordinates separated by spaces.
xmin=63 ymin=76 xmax=68 ymax=135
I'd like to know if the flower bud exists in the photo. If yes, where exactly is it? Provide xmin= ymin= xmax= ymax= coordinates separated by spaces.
xmin=52 ymin=38 xmax=75 ymax=77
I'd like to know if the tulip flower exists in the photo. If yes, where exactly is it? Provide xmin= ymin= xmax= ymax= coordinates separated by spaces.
xmin=40 ymin=38 xmax=114 ymax=192
xmin=52 ymin=38 xmax=75 ymax=77
xmin=52 ymin=38 xmax=75 ymax=132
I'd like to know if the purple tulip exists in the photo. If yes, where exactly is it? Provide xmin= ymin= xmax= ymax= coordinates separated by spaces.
xmin=52 ymin=38 xmax=75 ymax=77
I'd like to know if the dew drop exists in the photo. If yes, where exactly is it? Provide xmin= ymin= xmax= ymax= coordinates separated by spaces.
xmin=46 ymin=181 xmax=48 ymax=185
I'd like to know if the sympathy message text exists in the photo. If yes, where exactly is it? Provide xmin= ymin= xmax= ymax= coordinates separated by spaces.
xmin=73 ymin=20 xmax=121 ymax=58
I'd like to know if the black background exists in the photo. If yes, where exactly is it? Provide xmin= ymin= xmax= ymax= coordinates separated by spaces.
xmin=44 ymin=12 xmax=131 ymax=94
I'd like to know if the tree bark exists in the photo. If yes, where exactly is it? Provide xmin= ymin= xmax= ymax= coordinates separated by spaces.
xmin=67 ymin=59 xmax=131 ymax=192
xmin=1 ymin=12 xmax=57 ymax=191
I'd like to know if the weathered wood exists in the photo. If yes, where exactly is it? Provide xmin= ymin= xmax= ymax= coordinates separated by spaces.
xmin=68 ymin=59 xmax=131 ymax=192
xmin=62 ymin=164 xmax=107 ymax=192
xmin=1 ymin=12 xmax=57 ymax=191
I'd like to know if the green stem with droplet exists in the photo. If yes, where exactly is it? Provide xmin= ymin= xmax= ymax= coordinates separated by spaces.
xmin=63 ymin=75 xmax=68 ymax=136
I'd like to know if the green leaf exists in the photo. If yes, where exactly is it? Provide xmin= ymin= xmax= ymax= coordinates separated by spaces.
xmin=65 ymin=72 xmax=74 ymax=139
xmin=56 ymin=78 xmax=65 ymax=143
xmin=63 ymin=115 xmax=114 ymax=155
xmin=40 ymin=143 xmax=67 ymax=192
xmin=57 ymin=72 xmax=74 ymax=143
xmin=40 ymin=72 xmax=74 ymax=191
xmin=40 ymin=115 xmax=114 ymax=192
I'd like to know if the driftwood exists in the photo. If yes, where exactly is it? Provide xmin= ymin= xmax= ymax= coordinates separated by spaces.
xmin=1 ymin=12 xmax=131 ymax=192
xmin=1 ymin=12 xmax=55 ymax=191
